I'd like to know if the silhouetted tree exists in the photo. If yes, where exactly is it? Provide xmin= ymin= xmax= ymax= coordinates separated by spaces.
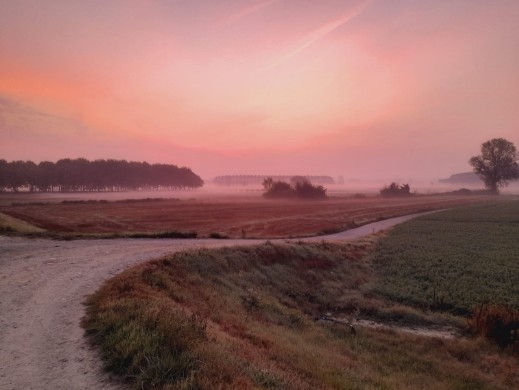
xmin=35 ymin=161 xmax=57 ymax=192
xmin=263 ymin=180 xmax=295 ymax=198
xmin=263 ymin=177 xmax=327 ymax=199
xmin=262 ymin=177 xmax=273 ymax=192
xmin=380 ymin=182 xmax=411 ymax=197
xmin=469 ymin=138 xmax=519 ymax=194
xmin=0 ymin=159 xmax=7 ymax=192
xmin=293 ymin=179 xmax=327 ymax=199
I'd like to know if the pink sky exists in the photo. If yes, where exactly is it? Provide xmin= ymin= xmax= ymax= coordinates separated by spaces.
xmin=1 ymin=0 xmax=518 ymax=182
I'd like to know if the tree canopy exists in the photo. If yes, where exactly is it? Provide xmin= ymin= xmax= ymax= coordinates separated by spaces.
xmin=469 ymin=138 xmax=519 ymax=193
xmin=0 ymin=158 xmax=204 ymax=192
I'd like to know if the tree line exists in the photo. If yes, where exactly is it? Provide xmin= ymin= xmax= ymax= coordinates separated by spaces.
xmin=214 ymin=175 xmax=335 ymax=186
xmin=0 ymin=158 xmax=204 ymax=192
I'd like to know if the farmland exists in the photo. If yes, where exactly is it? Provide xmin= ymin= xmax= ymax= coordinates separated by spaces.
xmin=0 ymin=194 xmax=493 ymax=238
xmin=81 ymin=199 xmax=519 ymax=390
xmin=370 ymin=199 xmax=519 ymax=314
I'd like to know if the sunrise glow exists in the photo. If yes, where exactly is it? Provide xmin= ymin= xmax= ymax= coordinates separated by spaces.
xmin=1 ymin=0 xmax=518 ymax=180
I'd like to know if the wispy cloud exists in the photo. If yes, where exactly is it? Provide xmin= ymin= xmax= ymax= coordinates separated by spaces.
xmin=224 ymin=0 xmax=281 ymax=24
xmin=264 ymin=0 xmax=371 ymax=69
xmin=0 ymin=95 xmax=67 ymax=121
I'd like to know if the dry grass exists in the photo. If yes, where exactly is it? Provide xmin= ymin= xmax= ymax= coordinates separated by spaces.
xmin=0 ymin=212 xmax=46 ymax=234
xmin=83 ymin=242 xmax=518 ymax=389
xmin=1 ymin=194 xmax=492 ymax=238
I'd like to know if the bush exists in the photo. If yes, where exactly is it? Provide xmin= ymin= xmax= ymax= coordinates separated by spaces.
xmin=209 ymin=232 xmax=229 ymax=239
xmin=467 ymin=304 xmax=519 ymax=348
xmin=294 ymin=180 xmax=327 ymax=199
xmin=263 ymin=180 xmax=295 ymax=198
xmin=262 ymin=177 xmax=327 ymax=199
xmin=380 ymin=183 xmax=411 ymax=197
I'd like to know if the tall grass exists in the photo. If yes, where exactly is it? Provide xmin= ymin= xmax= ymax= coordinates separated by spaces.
xmin=83 ymin=240 xmax=518 ymax=389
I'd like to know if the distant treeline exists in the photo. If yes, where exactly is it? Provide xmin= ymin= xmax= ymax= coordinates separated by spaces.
xmin=0 ymin=158 xmax=204 ymax=192
xmin=439 ymin=172 xmax=482 ymax=185
xmin=214 ymin=175 xmax=335 ymax=186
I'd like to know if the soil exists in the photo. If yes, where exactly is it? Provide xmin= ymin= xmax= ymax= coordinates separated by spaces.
xmin=0 ymin=212 xmax=464 ymax=389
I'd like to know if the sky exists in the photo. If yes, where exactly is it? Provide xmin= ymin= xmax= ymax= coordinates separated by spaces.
xmin=1 ymin=0 xmax=518 ymax=182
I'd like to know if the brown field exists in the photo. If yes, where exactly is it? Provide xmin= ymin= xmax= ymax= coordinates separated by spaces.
xmin=0 ymin=194 xmax=494 ymax=238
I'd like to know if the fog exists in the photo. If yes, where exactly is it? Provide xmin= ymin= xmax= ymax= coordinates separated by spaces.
xmin=3 ymin=180 xmax=518 ymax=205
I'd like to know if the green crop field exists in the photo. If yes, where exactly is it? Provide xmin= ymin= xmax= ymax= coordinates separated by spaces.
xmin=371 ymin=199 xmax=519 ymax=314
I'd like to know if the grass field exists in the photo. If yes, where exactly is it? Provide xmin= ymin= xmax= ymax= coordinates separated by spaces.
xmin=83 ymin=236 xmax=518 ymax=389
xmin=370 ymin=199 xmax=519 ymax=315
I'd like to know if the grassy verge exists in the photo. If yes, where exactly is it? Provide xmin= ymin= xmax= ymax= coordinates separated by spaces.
xmin=370 ymin=199 xmax=519 ymax=315
xmin=0 ymin=212 xmax=46 ymax=234
xmin=83 ymin=241 xmax=518 ymax=389
xmin=0 ymin=221 xmax=197 ymax=240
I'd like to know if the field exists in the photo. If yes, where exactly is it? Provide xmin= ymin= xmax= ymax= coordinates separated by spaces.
xmin=370 ymin=199 xmax=519 ymax=314
xmin=82 ymin=200 xmax=519 ymax=390
xmin=0 ymin=194 xmax=494 ymax=238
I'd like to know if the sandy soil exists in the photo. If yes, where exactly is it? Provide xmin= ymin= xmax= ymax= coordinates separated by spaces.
xmin=0 ymin=212 xmax=446 ymax=389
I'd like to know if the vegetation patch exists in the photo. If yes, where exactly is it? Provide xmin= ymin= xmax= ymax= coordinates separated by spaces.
xmin=0 ymin=212 xmax=46 ymax=234
xmin=370 ymin=199 xmax=519 ymax=315
xmin=84 ymin=240 xmax=518 ymax=389
xmin=380 ymin=182 xmax=412 ymax=197
xmin=262 ymin=176 xmax=327 ymax=199
xmin=468 ymin=305 xmax=519 ymax=349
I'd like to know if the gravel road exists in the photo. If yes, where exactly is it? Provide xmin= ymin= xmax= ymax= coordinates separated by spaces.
xmin=0 ymin=212 xmax=431 ymax=390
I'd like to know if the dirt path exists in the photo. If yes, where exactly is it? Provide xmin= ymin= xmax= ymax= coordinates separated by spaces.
xmin=0 ymin=212 xmax=436 ymax=390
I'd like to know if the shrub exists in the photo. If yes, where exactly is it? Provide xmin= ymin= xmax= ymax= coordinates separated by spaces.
xmin=380 ymin=182 xmax=411 ymax=197
xmin=209 ymin=232 xmax=229 ymax=239
xmin=467 ymin=304 xmax=519 ymax=348
xmin=263 ymin=177 xmax=327 ymax=199
xmin=294 ymin=180 xmax=327 ymax=199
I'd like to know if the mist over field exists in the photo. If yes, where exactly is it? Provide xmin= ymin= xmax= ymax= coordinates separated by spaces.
xmin=2 ymin=3 xmax=519 ymax=389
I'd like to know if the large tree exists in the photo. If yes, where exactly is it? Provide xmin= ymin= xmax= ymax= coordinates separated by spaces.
xmin=469 ymin=138 xmax=519 ymax=193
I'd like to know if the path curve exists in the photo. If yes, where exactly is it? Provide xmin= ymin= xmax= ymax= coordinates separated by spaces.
xmin=0 ymin=211 xmax=436 ymax=390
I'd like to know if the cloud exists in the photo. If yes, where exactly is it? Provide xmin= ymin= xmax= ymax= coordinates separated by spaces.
xmin=264 ymin=0 xmax=371 ymax=69
xmin=224 ymin=0 xmax=281 ymax=24
xmin=0 ymin=95 xmax=66 ymax=121
xmin=0 ymin=95 xmax=91 ymax=138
